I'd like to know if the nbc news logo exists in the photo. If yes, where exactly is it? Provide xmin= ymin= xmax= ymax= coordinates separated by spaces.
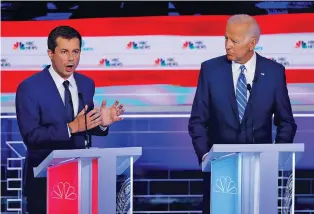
xmin=295 ymin=40 xmax=314 ymax=49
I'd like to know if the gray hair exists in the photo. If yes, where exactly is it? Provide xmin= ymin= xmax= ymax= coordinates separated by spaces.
xmin=227 ymin=14 xmax=261 ymax=43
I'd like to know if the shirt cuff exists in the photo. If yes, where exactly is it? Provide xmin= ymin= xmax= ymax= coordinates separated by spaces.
xmin=67 ymin=124 xmax=72 ymax=137
xmin=99 ymin=125 xmax=108 ymax=131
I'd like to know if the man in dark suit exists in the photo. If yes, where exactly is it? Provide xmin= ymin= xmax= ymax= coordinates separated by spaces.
xmin=15 ymin=26 xmax=125 ymax=213
xmin=188 ymin=14 xmax=297 ymax=214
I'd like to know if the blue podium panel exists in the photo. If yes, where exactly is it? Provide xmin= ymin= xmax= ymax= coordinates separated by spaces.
xmin=211 ymin=154 xmax=240 ymax=214
xmin=203 ymin=144 xmax=304 ymax=214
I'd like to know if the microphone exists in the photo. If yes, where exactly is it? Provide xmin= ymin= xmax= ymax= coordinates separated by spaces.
xmin=246 ymin=84 xmax=252 ymax=92
xmin=78 ymin=92 xmax=91 ymax=149
xmin=246 ymin=84 xmax=255 ymax=144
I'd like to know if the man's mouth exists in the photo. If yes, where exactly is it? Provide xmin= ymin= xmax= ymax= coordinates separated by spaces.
xmin=65 ymin=64 xmax=74 ymax=72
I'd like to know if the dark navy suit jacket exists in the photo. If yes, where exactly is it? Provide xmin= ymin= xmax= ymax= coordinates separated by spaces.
xmin=188 ymin=53 xmax=297 ymax=164
xmin=15 ymin=65 xmax=108 ymax=196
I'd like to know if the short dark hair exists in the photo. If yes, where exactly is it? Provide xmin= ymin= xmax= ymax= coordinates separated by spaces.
xmin=47 ymin=26 xmax=82 ymax=52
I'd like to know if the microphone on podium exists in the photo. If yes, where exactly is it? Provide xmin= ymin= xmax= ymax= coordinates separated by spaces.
xmin=78 ymin=92 xmax=91 ymax=149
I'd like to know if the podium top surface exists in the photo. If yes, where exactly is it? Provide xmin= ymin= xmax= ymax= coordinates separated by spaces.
xmin=209 ymin=143 xmax=304 ymax=154
xmin=202 ymin=143 xmax=304 ymax=172
xmin=34 ymin=147 xmax=142 ymax=178
xmin=49 ymin=147 xmax=142 ymax=159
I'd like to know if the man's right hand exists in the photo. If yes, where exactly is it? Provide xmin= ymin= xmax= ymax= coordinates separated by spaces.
xmin=68 ymin=105 xmax=102 ymax=134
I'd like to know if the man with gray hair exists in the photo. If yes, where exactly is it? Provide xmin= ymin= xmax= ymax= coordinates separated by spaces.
xmin=188 ymin=14 xmax=297 ymax=214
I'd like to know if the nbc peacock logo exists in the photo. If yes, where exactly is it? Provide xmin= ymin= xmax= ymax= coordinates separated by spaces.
xmin=99 ymin=58 xmax=123 ymax=67
xmin=51 ymin=182 xmax=77 ymax=200
xmin=295 ymin=40 xmax=314 ymax=49
xmin=126 ymin=41 xmax=150 ymax=50
xmin=154 ymin=57 xmax=178 ymax=67
xmin=13 ymin=41 xmax=37 ymax=50
xmin=182 ymin=41 xmax=206 ymax=50
xmin=214 ymin=176 xmax=237 ymax=195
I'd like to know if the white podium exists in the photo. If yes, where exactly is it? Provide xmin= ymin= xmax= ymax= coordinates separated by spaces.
xmin=34 ymin=147 xmax=142 ymax=214
xmin=202 ymin=143 xmax=304 ymax=214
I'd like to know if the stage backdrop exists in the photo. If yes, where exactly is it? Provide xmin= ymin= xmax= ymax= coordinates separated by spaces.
xmin=1 ymin=14 xmax=314 ymax=114
xmin=1 ymin=14 xmax=314 ymax=213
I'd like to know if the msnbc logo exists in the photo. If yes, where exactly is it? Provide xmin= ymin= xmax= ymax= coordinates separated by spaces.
xmin=13 ymin=41 xmax=37 ymax=50
xmin=154 ymin=58 xmax=178 ymax=67
xmin=295 ymin=40 xmax=314 ymax=49
xmin=126 ymin=41 xmax=150 ymax=50
xmin=99 ymin=58 xmax=123 ymax=67
xmin=81 ymin=40 xmax=94 ymax=51
xmin=182 ymin=41 xmax=206 ymax=49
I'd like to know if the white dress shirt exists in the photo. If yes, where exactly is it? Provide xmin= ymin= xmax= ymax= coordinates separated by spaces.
xmin=231 ymin=51 xmax=257 ymax=100
xmin=49 ymin=66 xmax=79 ymax=137
xmin=201 ymin=52 xmax=257 ymax=164
xmin=49 ymin=66 xmax=79 ymax=116
xmin=49 ymin=66 xmax=106 ymax=139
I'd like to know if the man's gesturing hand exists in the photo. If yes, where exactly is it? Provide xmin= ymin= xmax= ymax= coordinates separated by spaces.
xmin=68 ymin=105 xmax=102 ymax=134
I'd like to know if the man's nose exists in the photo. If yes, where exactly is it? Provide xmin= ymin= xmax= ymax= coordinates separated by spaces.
xmin=225 ymin=40 xmax=232 ymax=50
xmin=68 ymin=53 xmax=74 ymax=61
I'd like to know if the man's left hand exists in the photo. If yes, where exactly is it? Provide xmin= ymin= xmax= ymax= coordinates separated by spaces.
xmin=99 ymin=100 xmax=125 ymax=127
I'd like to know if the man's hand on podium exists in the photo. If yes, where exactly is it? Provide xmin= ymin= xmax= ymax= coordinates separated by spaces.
xmin=68 ymin=105 xmax=102 ymax=134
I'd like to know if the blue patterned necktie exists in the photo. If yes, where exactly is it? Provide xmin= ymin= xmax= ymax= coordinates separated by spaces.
xmin=236 ymin=65 xmax=247 ymax=122
xmin=63 ymin=80 xmax=74 ymax=123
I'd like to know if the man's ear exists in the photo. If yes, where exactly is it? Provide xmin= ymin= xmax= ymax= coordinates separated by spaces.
xmin=249 ymin=37 xmax=257 ymax=51
xmin=47 ymin=49 xmax=53 ymax=60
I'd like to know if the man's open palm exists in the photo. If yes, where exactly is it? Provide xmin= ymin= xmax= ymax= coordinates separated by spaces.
xmin=100 ymin=100 xmax=124 ymax=126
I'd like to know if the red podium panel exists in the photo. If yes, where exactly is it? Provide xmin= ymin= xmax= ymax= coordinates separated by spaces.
xmin=34 ymin=148 xmax=142 ymax=213
xmin=92 ymin=159 xmax=99 ymax=214
xmin=47 ymin=162 xmax=79 ymax=214
xmin=47 ymin=160 xmax=100 ymax=214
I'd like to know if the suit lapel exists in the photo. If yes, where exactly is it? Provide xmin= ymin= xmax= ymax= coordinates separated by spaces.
xmin=74 ymin=73 xmax=84 ymax=113
xmin=222 ymin=57 xmax=240 ymax=124
xmin=43 ymin=66 xmax=67 ymax=119
xmin=240 ymin=53 xmax=264 ymax=126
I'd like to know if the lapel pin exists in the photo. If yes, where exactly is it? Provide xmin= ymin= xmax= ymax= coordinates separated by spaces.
xmin=261 ymin=73 xmax=265 ymax=76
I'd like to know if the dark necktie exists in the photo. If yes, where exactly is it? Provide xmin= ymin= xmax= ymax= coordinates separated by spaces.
xmin=63 ymin=80 xmax=74 ymax=123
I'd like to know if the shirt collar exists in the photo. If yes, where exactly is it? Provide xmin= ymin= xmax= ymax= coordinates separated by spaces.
xmin=49 ymin=65 xmax=75 ymax=88
xmin=232 ymin=51 xmax=256 ymax=73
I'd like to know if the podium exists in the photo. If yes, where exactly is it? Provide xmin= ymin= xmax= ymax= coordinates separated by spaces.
xmin=33 ymin=147 xmax=142 ymax=214
xmin=202 ymin=143 xmax=304 ymax=214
